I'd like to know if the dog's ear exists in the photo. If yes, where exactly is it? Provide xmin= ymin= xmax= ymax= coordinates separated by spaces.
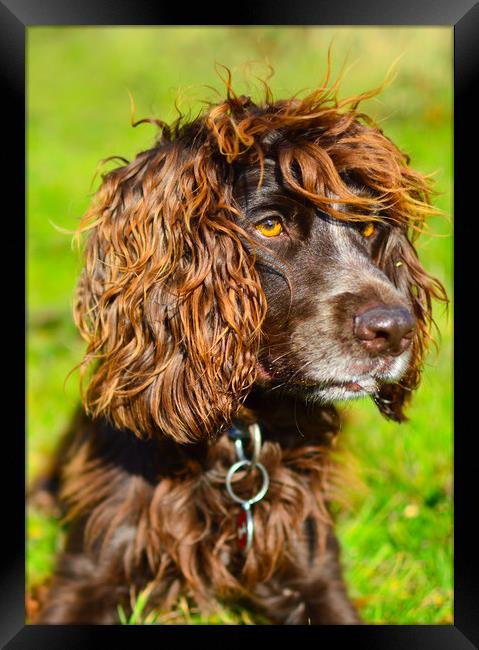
xmin=374 ymin=227 xmax=447 ymax=421
xmin=74 ymin=134 xmax=266 ymax=443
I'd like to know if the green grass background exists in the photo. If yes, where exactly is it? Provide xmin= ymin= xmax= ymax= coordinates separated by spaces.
xmin=27 ymin=26 xmax=453 ymax=624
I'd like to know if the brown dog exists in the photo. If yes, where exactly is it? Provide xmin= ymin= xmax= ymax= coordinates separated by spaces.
xmin=35 ymin=75 xmax=446 ymax=624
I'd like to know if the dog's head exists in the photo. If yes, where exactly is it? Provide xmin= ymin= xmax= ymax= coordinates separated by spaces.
xmin=75 ymin=82 xmax=447 ymax=442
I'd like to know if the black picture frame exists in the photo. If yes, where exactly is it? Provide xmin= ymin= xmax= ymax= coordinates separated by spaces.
xmin=3 ymin=0 xmax=475 ymax=647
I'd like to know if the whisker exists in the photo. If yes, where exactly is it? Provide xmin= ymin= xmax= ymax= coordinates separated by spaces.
xmin=267 ymin=342 xmax=310 ymax=365
xmin=270 ymin=359 xmax=314 ymax=392
xmin=293 ymin=395 xmax=306 ymax=437
xmin=288 ymin=359 xmax=314 ymax=382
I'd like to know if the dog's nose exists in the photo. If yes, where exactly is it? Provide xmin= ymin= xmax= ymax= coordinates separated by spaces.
xmin=354 ymin=305 xmax=415 ymax=356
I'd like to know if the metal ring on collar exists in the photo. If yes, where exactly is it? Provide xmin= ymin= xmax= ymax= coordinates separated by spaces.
xmin=225 ymin=460 xmax=269 ymax=506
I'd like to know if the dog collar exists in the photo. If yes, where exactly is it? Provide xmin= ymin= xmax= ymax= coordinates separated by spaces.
xmin=225 ymin=422 xmax=269 ymax=553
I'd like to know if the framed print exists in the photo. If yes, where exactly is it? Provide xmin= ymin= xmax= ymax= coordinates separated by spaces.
xmin=0 ymin=0 xmax=475 ymax=647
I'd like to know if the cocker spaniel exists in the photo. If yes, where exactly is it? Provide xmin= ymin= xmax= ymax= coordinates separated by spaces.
xmin=34 ymin=73 xmax=447 ymax=625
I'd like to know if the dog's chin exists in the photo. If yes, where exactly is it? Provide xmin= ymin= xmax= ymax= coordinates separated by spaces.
xmin=256 ymin=350 xmax=411 ymax=403
xmin=303 ymin=378 xmax=381 ymax=403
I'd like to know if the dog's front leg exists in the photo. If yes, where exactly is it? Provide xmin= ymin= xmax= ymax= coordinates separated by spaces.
xmin=297 ymin=527 xmax=361 ymax=625
xmin=252 ymin=525 xmax=360 ymax=625
xmin=35 ymin=551 xmax=131 ymax=624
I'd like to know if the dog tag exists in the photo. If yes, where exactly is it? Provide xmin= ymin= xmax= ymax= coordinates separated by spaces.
xmin=236 ymin=502 xmax=254 ymax=552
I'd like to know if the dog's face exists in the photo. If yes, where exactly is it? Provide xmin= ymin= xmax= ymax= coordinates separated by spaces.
xmin=234 ymin=158 xmax=415 ymax=403
xmin=75 ymin=89 xmax=446 ymax=441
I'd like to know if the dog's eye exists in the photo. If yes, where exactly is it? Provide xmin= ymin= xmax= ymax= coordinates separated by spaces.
xmin=361 ymin=222 xmax=376 ymax=238
xmin=256 ymin=217 xmax=284 ymax=238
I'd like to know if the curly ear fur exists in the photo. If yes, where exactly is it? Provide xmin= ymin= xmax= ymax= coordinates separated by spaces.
xmin=75 ymin=130 xmax=266 ymax=443
xmin=374 ymin=227 xmax=447 ymax=421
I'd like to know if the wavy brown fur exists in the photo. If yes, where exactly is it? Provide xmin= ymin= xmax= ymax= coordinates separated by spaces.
xmin=55 ymin=408 xmax=333 ymax=610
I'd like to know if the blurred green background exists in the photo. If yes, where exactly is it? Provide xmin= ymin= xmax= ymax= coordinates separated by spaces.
xmin=27 ymin=27 xmax=452 ymax=624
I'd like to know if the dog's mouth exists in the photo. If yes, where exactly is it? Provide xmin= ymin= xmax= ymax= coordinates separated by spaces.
xmin=256 ymin=351 xmax=410 ymax=402
xmin=257 ymin=363 xmax=380 ymax=397
xmin=322 ymin=378 xmax=377 ymax=394
xmin=288 ymin=377 xmax=381 ymax=405
xmin=296 ymin=375 xmax=380 ymax=400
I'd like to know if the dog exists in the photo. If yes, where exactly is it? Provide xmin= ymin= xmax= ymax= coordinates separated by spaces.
xmin=34 ymin=75 xmax=447 ymax=624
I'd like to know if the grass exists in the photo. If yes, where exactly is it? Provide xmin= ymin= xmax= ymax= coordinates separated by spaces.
xmin=116 ymin=588 xmax=269 ymax=625
xmin=27 ymin=26 xmax=452 ymax=624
